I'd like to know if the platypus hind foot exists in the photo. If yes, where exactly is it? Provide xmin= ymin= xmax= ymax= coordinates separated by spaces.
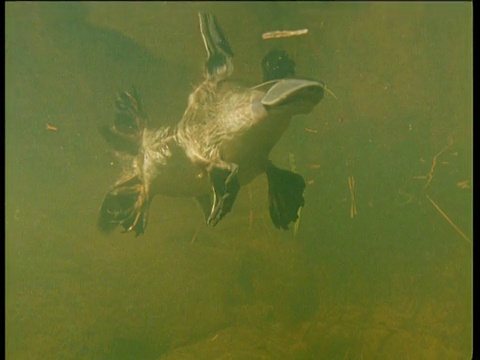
xmin=266 ymin=163 xmax=306 ymax=230
xmin=206 ymin=164 xmax=240 ymax=226
xmin=98 ymin=175 xmax=150 ymax=236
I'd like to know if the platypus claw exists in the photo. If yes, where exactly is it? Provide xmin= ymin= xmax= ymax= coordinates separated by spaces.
xmin=207 ymin=164 xmax=240 ymax=226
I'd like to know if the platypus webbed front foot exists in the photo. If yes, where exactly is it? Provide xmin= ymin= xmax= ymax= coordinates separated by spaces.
xmin=266 ymin=163 xmax=306 ymax=230
xmin=98 ymin=88 xmax=152 ymax=236
xmin=99 ymin=89 xmax=147 ymax=156
xmin=206 ymin=164 xmax=240 ymax=226
xmin=98 ymin=175 xmax=150 ymax=236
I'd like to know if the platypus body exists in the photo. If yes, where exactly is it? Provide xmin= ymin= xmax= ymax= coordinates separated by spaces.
xmin=98 ymin=12 xmax=325 ymax=235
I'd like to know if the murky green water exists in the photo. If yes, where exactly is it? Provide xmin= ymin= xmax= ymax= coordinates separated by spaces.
xmin=6 ymin=2 xmax=472 ymax=359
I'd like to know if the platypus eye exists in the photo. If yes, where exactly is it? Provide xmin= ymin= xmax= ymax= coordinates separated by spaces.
xmin=261 ymin=50 xmax=296 ymax=82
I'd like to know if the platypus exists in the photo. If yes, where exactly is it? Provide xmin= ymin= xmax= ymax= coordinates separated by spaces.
xmin=98 ymin=12 xmax=325 ymax=235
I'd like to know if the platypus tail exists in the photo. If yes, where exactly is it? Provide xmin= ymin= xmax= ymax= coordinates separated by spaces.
xmin=98 ymin=88 xmax=150 ymax=236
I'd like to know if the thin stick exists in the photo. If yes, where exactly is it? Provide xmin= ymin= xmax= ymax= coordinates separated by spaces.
xmin=289 ymin=153 xmax=302 ymax=236
xmin=423 ymin=140 xmax=454 ymax=190
xmin=46 ymin=123 xmax=58 ymax=131
xmin=323 ymin=84 xmax=338 ymax=100
xmin=348 ymin=175 xmax=357 ymax=218
xmin=425 ymin=194 xmax=471 ymax=244
xmin=262 ymin=29 xmax=309 ymax=40
xmin=190 ymin=226 xmax=200 ymax=244
xmin=262 ymin=213 xmax=272 ymax=237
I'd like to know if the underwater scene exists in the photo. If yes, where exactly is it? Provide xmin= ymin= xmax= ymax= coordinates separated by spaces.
xmin=5 ymin=2 xmax=472 ymax=359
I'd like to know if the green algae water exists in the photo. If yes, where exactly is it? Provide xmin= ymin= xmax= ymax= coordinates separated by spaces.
xmin=6 ymin=3 xmax=472 ymax=359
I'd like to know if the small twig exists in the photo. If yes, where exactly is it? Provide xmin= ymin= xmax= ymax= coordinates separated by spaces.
xmin=289 ymin=152 xmax=302 ymax=236
xmin=408 ymin=138 xmax=471 ymax=244
xmin=46 ymin=123 xmax=58 ymax=131
xmin=348 ymin=175 xmax=357 ymax=218
xmin=425 ymin=194 xmax=471 ymax=245
xmin=262 ymin=29 xmax=309 ymax=40
xmin=190 ymin=226 xmax=201 ymax=244
xmin=323 ymin=84 xmax=338 ymax=100
xmin=423 ymin=139 xmax=454 ymax=190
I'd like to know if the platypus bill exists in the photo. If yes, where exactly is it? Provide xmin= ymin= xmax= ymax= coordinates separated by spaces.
xmin=98 ymin=12 xmax=325 ymax=236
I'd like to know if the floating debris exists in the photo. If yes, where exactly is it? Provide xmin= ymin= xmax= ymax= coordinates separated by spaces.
xmin=409 ymin=137 xmax=470 ymax=244
xmin=190 ymin=226 xmax=201 ymax=244
xmin=262 ymin=29 xmax=309 ymax=40
xmin=348 ymin=175 xmax=357 ymax=218
xmin=305 ymin=127 xmax=317 ymax=134
xmin=323 ymin=84 xmax=338 ymax=100
xmin=289 ymin=152 xmax=301 ymax=236
xmin=426 ymin=194 xmax=471 ymax=244
xmin=418 ymin=138 xmax=454 ymax=190
xmin=456 ymin=180 xmax=470 ymax=190
xmin=46 ymin=123 xmax=58 ymax=131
